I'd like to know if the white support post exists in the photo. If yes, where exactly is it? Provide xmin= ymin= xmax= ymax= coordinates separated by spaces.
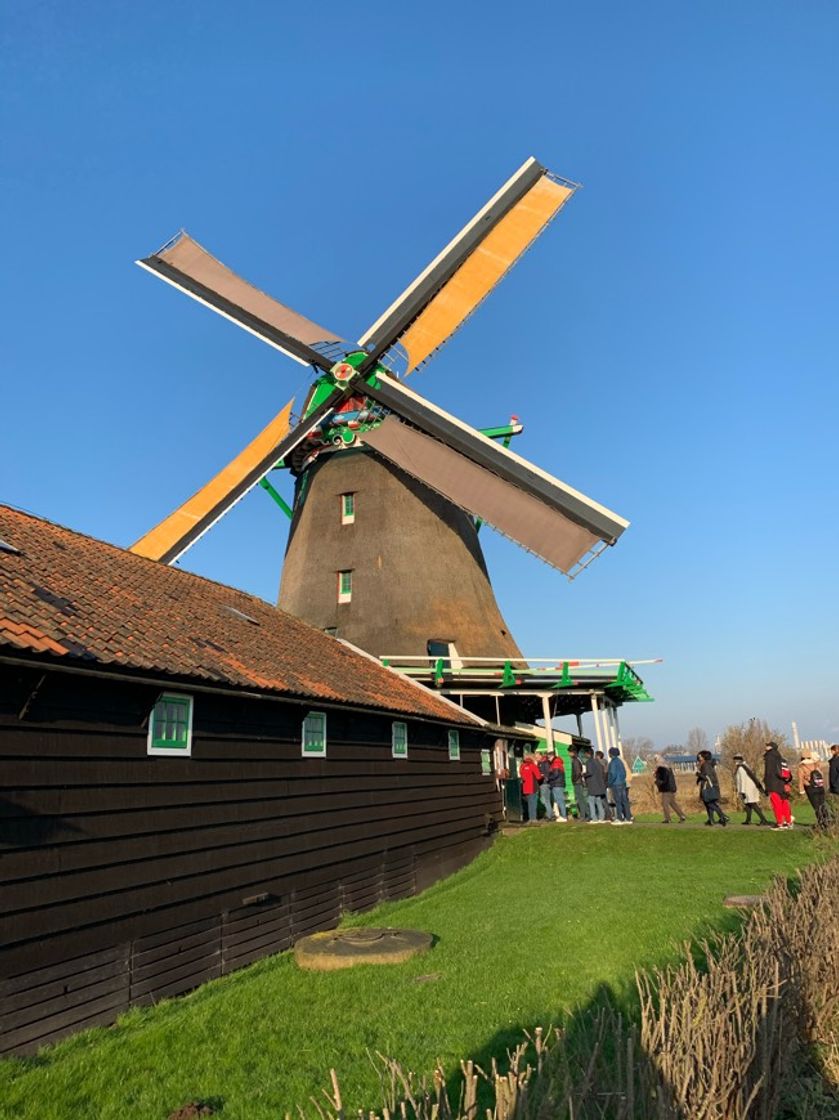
xmin=590 ymin=693 xmax=605 ymax=754
xmin=541 ymin=693 xmax=555 ymax=752
xmin=611 ymin=704 xmax=626 ymax=762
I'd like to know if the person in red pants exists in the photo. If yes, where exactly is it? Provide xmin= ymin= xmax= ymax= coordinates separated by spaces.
xmin=763 ymin=741 xmax=793 ymax=829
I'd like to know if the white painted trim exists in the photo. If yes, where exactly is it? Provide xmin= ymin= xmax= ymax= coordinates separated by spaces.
xmin=448 ymin=728 xmax=461 ymax=761
xmin=147 ymin=692 xmax=194 ymax=757
xmin=391 ymin=720 xmax=408 ymax=759
xmin=301 ymin=710 xmax=327 ymax=757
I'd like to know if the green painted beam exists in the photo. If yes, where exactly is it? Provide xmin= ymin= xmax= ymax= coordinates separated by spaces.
xmin=259 ymin=477 xmax=293 ymax=519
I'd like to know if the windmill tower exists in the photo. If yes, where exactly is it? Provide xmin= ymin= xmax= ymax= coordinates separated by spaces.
xmin=131 ymin=159 xmax=629 ymax=662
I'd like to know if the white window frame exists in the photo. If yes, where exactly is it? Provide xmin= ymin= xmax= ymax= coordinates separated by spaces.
xmin=481 ymin=749 xmax=491 ymax=775
xmin=392 ymin=721 xmax=408 ymax=759
xmin=337 ymin=570 xmax=352 ymax=604
xmin=302 ymin=710 xmax=327 ymax=757
xmin=448 ymin=729 xmax=461 ymax=762
xmin=341 ymin=492 xmax=356 ymax=525
xmin=147 ymin=693 xmax=194 ymax=757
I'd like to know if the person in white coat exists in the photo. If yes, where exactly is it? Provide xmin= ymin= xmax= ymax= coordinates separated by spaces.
xmin=733 ymin=754 xmax=769 ymax=825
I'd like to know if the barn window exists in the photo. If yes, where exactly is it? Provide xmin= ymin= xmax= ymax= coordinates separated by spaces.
xmin=392 ymin=721 xmax=408 ymax=758
xmin=481 ymin=749 xmax=491 ymax=775
xmin=302 ymin=711 xmax=327 ymax=756
xmin=448 ymin=729 xmax=461 ymax=761
xmin=337 ymin=570 xmax=353 ymax=604
xmin=341 ymin=493 xmax=355 ymax=524
xmin=148 ymin=693 xmax=193 ymax=756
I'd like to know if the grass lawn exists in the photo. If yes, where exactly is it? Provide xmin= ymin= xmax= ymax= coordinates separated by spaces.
xmin=0 ymin=816 xmax=824 ymax=1120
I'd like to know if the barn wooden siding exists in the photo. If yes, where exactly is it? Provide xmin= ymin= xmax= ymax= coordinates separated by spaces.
xmin=0 ymin=667 xmax=500 ymax=1055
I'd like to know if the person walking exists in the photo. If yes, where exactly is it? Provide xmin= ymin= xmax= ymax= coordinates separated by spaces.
xmin=569 ymin=746 xmax=590 ymax=822
xmin=830 ymin=744 xmax=839 ymax=805
xmin=607 ymin=747 xmax=632 ymax=824
xmin=584 ymin=748 xmax=608 ymax=822
xmin=763 ymin=741 xmax=793 ymax=829
xmin=798 ymin=751 xmax=828 ymax=829
xmin=696 ymin=750 xmax=728 ymax=826
xmin=519 ymin=753 xmax=542 ymax=824
xmin=539 ymin=749 xmax=568 ymax=821
xmin=733 ymin=754 xmax=769 ymax=825
xmin=653 ymin=755 xmax=686 ymax=823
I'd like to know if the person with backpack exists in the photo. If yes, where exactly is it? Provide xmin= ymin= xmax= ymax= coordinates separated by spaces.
xmin=733 ymin=754 xmax=769 ymax=825
xmin=696 ymin=750 xmax=728 ymax=826
xmin=519 ymin=753 xmax=542 ymax=824
xmin=798 ymin=751 xmax=828 ymax=829
xmin=653 ymin=755 xmax=686 ymax=823
xmin=763 ymin=741 xmax=793 ymax=829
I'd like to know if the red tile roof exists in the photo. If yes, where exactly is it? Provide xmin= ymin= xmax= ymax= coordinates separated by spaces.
xmin=0 ymin=506 xmax=480 ymax=726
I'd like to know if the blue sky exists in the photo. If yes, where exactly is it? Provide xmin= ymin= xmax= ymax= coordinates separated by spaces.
xmin=2 ymin=1 xmax=837 ymax=746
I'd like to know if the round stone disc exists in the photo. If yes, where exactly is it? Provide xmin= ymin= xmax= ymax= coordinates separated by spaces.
xmin=294 ymin=927 xmax=433 ymax=971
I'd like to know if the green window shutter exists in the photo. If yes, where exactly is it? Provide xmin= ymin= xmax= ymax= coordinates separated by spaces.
xmin=448 ymin=729 xmax=461 ymax=761
xmin=338 ymin=570 xmax=353 ymax=602
xmin=481 ymin=749 xmax=491 ymax=775
xmin=392 ymin=721 xmax=408 ymax=758
xmin=341 ymin=493 xmax=355 ymax=522
xmin=302 ymin=711 xmax=327 ymax=756
xmin=148 ymin=694 xmax=193 ymax=756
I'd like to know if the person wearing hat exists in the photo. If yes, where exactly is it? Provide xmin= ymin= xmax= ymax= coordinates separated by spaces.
xmin=763 ymin=741 xmax=793 ymax=829
xmin=537 ymin=747 xmax=568 ymax=821
xmin=798 ymin=751 xmax=828 ymax=829
xmin=733 ymin=754 xmax=769 ymax=825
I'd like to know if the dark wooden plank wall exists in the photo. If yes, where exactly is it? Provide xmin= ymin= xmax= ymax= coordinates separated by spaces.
xmin=0 ymin=667 xmax=499 ymax=1054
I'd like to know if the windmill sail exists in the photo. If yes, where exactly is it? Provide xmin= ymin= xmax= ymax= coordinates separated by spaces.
xmin=130 ymin=391 xmax=347 ymax=564
xmin=361 ymin=379 xmax=627 ymax=575
xmin=358 ymin=158 xmax=576 ymax=374
xmin=137 ymin=233 xmax=342 ymax=371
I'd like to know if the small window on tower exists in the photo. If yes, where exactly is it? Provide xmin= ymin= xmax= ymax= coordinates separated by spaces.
xmin=341 ymin=493 xmax=355 ymax=525
xmin=338 ymin=570 xmax=353 ymax=604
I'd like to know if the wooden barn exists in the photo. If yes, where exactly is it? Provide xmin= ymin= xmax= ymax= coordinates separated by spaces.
xmin=0 ymin=505 xmax=502 ymax=1056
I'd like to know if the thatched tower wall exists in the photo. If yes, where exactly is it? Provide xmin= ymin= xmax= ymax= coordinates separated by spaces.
xmin=278 ymin=448 xmax=522 ymax=661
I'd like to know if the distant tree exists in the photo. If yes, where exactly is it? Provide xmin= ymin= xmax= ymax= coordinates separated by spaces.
xmin=622 ymin=736 xmax=655 ymax=760
xmin=686 ymin=727 xmax=709 ymax=756
xmin=718 ymin=719 xmax=791 ymax=774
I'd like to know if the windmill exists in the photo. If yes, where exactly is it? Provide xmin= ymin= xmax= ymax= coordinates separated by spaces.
xmin=131 ymin=157 xmax=629 ymax=663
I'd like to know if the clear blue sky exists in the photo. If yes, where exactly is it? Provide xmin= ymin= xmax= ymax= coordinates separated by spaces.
xmin=2 ymin=1 xmax=837 ymax=747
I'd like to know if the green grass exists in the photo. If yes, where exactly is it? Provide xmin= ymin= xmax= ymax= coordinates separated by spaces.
xmin=0 ymin=819 xmax=822 ymax=1120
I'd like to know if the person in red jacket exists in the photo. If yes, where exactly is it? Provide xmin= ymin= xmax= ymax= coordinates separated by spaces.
xmin=519 ymin=753 xmax=542 ymax=823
